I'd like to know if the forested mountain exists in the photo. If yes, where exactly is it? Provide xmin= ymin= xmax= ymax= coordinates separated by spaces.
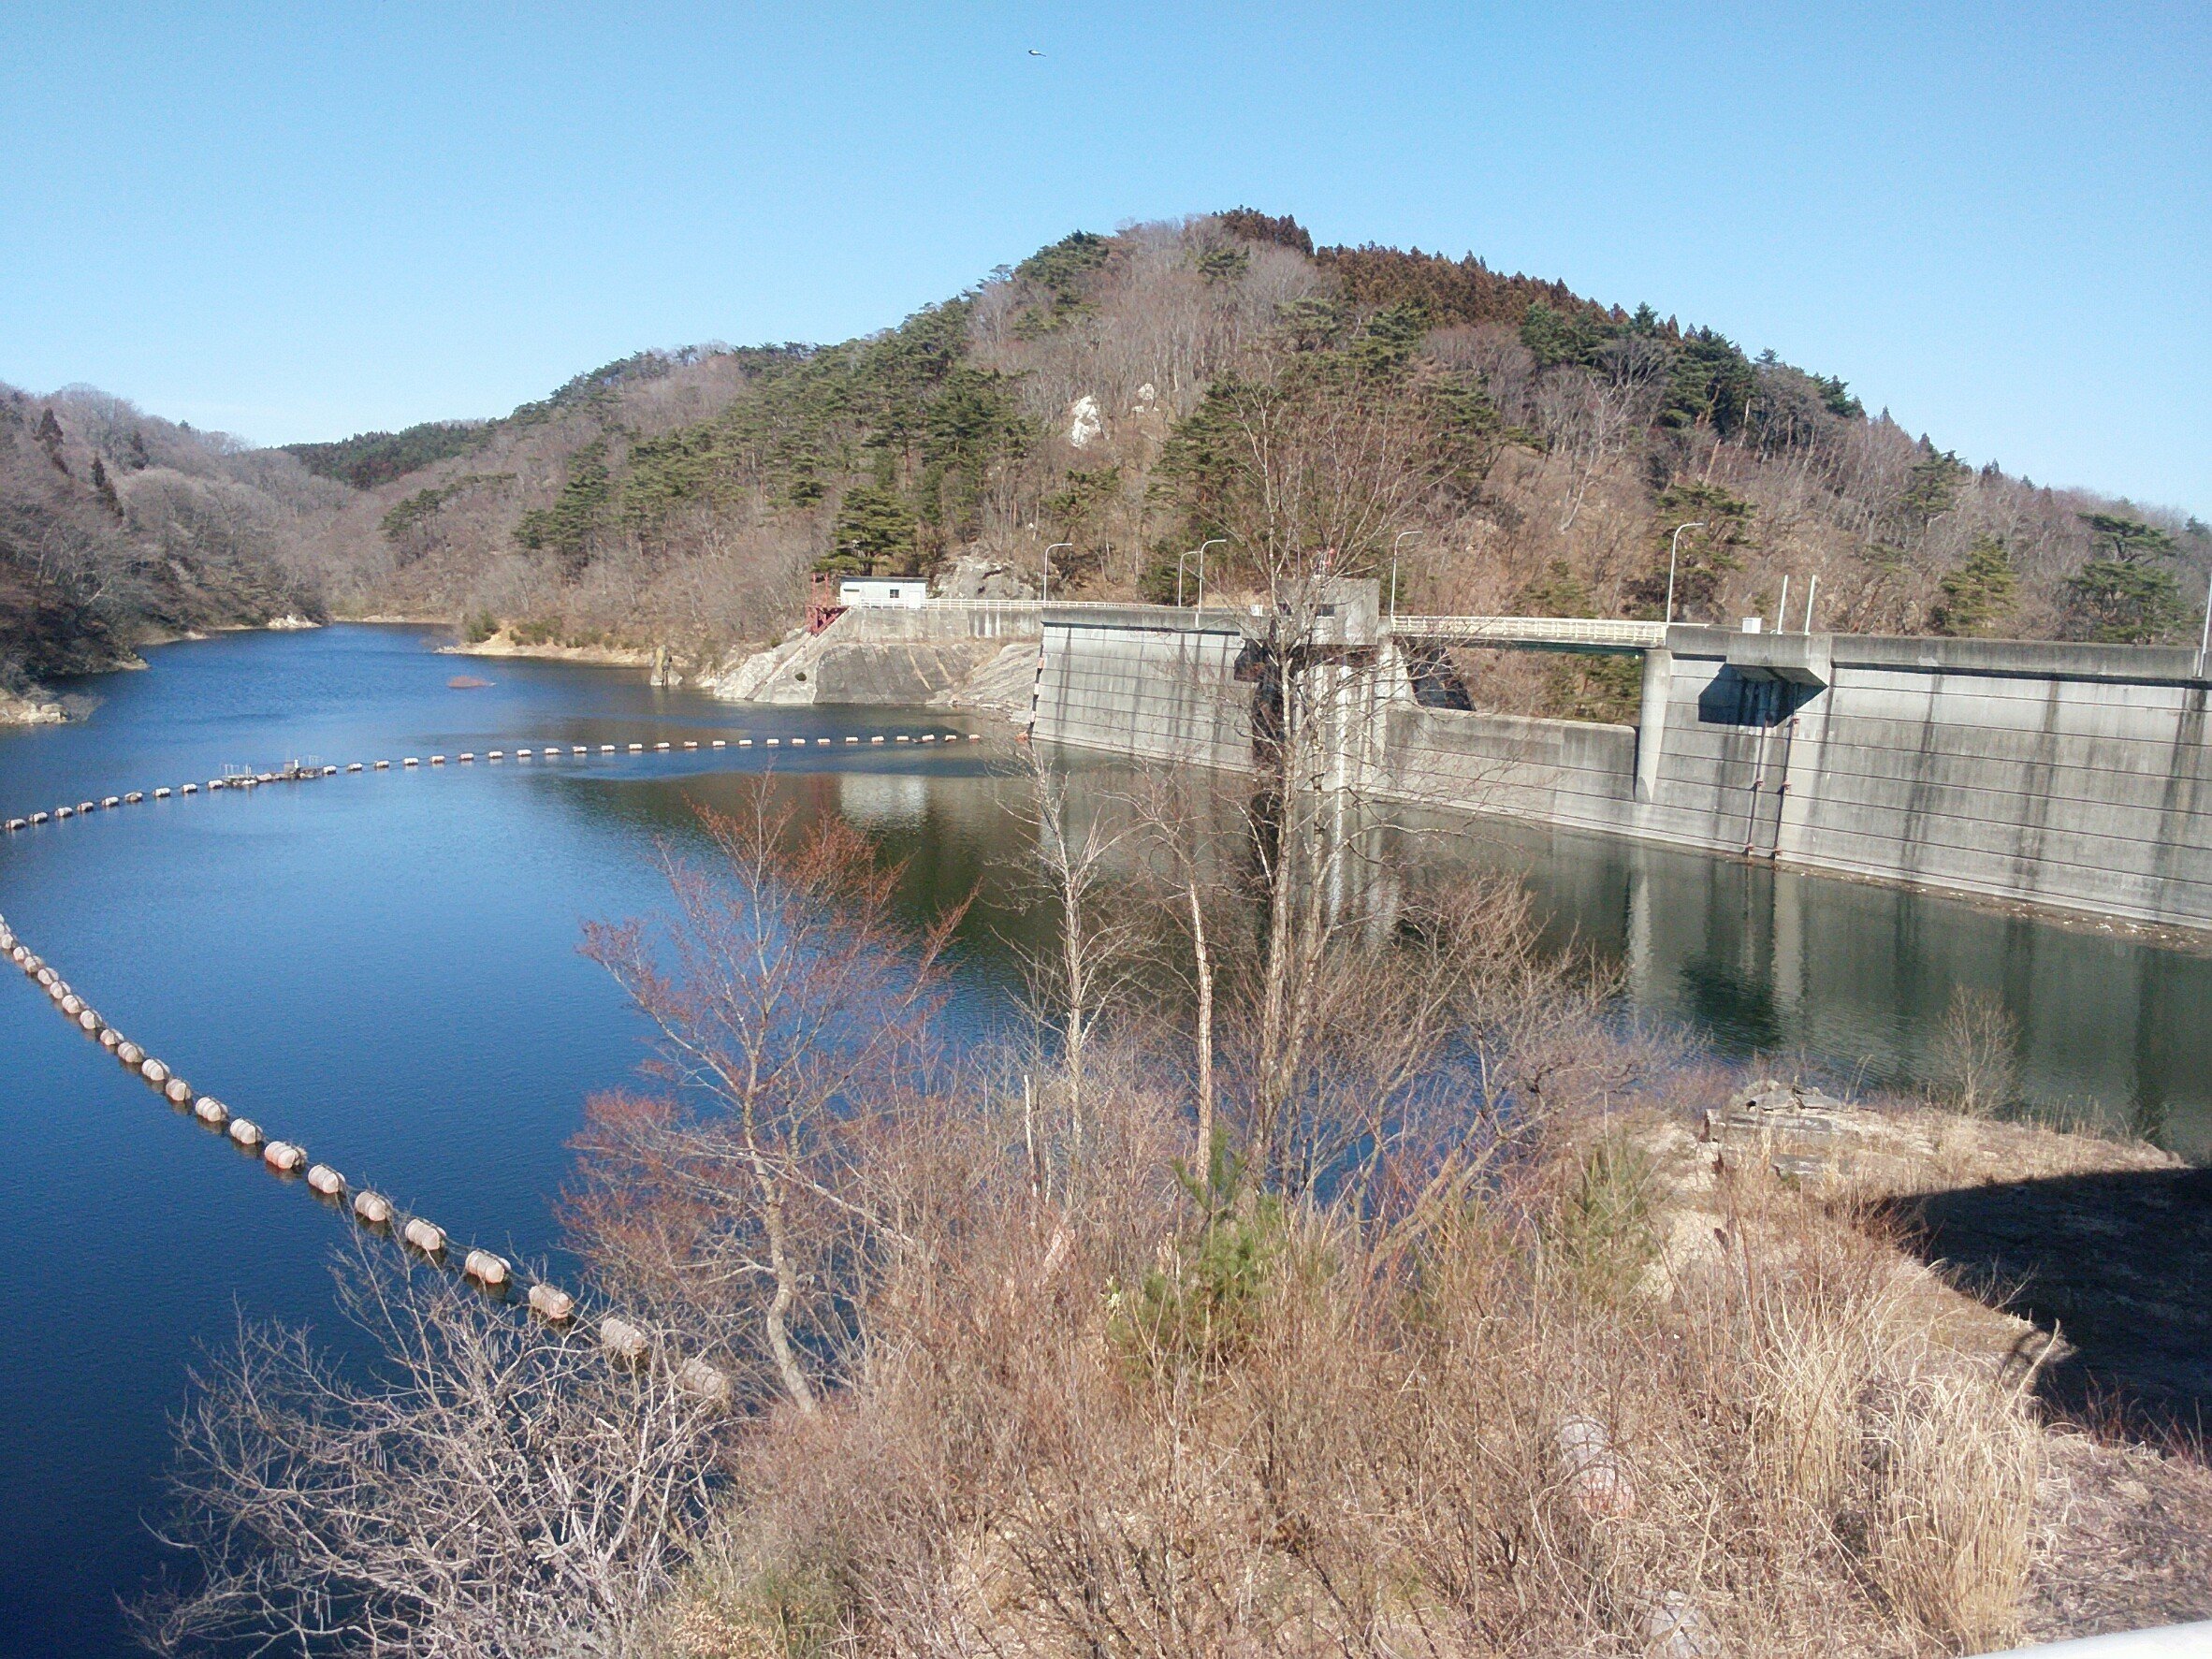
xmin=10 ymin=212 xmax=2205 ymax=713
xmin=0 ymin=385 xmax=340 ymax=705
xmin=293 ymin=213 xmax=2209 ymax=686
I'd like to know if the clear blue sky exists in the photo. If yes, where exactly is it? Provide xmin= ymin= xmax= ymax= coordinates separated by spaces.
xmin=2 ymin=3 xmax=2204 ymax=513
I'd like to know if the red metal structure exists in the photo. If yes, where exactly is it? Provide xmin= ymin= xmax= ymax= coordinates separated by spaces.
xmin=806 ymin=572 xmax=849 ymax=635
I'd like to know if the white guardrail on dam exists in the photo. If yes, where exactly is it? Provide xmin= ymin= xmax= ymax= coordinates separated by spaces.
xmin=909 ymin=597 xmax=1672 ymax=650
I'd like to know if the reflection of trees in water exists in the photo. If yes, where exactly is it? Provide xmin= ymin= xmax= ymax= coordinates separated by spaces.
xmin=537 ymin=737 xmax=2212 ymax=1157
xmin=1674 ymin=955 xmax=1785 ymax=1054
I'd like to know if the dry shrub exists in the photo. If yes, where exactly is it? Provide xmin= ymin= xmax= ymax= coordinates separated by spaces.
xmin=1928 ymin=987 xmax=2020 ymax=1117
xmin=652 ymin=1104 xmax=2050 ymax=1659
xmin=1869 ymin=1376 xmax=2041 ymax=1652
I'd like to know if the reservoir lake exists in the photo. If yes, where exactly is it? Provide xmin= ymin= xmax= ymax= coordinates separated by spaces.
xmin=1 ymin=622 xmax=2205 ymax=1656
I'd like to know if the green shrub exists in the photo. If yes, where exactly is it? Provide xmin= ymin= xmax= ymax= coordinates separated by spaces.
xmin=1549 ymin=1134 xmax=1658 ymax=1304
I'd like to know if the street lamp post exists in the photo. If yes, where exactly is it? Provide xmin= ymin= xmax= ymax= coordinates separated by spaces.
xmin=1192 ymin=537 xmax=1226 ymax=610
xmin=1390 ymin=530 xmax=1422 ymax=628
xmin=1665 ymin=522 xmax=1707 ymax=625
xmin=2199 ymin=578 xmax=2212 ymax=680
xmin=1041 ymin=542 xmax=1072 ymax=605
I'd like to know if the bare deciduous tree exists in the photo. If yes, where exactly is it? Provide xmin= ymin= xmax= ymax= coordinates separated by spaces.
xmin=136 ymin=1245 xmax=725 ymax=1658
xmin=575 ymin=786 xmax=965 ymax=1413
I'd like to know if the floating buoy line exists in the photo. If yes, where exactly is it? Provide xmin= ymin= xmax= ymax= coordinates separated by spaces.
xmin=0 ymin=726 xmax=984 ymax=1403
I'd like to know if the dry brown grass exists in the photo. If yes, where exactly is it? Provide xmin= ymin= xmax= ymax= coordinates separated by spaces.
xmin=647 ymin=1100 xmax=2059 ymax=1659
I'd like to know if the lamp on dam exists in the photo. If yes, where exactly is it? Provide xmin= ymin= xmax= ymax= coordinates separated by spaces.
xmin=1042 ymin=542 xmax=1072 ymax=604
xmin=1179 ymin=537 xmax=1228 ymax=609
xmin=1665 ymin=522 xmax=1706 ymax=625
xmin=1390 ymin=530 xmax=1422 ymax=627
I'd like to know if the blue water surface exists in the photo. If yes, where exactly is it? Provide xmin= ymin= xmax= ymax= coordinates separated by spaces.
xmin=0 ymin=625 xmax=1020 ymax=1657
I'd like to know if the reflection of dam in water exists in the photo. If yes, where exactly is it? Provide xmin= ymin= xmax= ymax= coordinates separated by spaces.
xmin=1027 ymin=760 xmax=2212 ymax=1156
xmin=838 ymin=768 xmax=932 ymax=832
xmin=1432 ymin=811 xmax=2212 ymax=1154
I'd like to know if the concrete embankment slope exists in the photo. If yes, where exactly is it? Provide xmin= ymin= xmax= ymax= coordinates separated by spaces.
xmin=1032 ymin=601 xmax=2212 ymax=933
xmin=706 ymin=603 xmax=1039 ymax=710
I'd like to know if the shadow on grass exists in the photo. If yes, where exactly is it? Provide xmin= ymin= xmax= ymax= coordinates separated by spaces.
xmin=1884 ymin=1166 xmax=2212 ymax=1435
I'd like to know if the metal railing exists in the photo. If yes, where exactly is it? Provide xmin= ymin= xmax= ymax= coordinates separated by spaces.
xmin=1390 ymin=615 xmax=1669 ymax=648
xmin=898 ymin=598 xmax=1671 ymax=650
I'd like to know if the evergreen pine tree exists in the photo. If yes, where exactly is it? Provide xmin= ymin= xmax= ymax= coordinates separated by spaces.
xmin=1930 ymin=535 xmax=2017 ymax=636
xmin=35 ymin=407 xmax=68 ymax=473
xmin=91 ymin=455 xmax=123 ymax=517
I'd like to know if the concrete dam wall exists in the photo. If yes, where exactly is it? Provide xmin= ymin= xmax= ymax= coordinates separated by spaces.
xmin=1031 ymin=600 xmax=2212 ymax=932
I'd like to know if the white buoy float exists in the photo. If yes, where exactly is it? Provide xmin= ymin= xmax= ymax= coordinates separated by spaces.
xmin=600 ymin=744 xmax=614 ymax=753
xmin=677 ymin=1356 xmax=734 ymax=1408
xmin=98 ymin=1028 xmax=121 ymax=1051
xmin=527 ymin=1283 xmax=575 ymax=1322
xmin=228 ymin=1117 xmax=264 ymax=1148
xmin=464 ymin=1248 xmax=510 ymax=1287
xmin=353 ymin=1190 xmax=394 ymax=1226
xmin=182 ymin=783 xmax=198 ymax=794
xmin=683 ymin=740 xmax=697 ymax=749
xmin=458 ymin=752 xmax=474 ymax=763
xmin=844 ymin=735 xmax=859 ymax=744
xmin=77 ymin=1009 xmax=100 ymax=1033
xmin=403 ymin=757 xmax=418 ymax=767
xmin=125 ymin=791 xmax=144 ymax=802
xmin=263 ymin=1141 xmax=305 ymax=1173
xmin=628 ymin=742 xmax=642 ymax=752
xmin=307 ymin=1164 xmax=345 ymax=1198
xmin=488 ymin=749 xmax=502 ymax=760
xmin=600 ymin=1317 xmax=649 ymax=1364
xmin=139 ymin=1057 xmax=170 ymax=1085
xmin=116 ymin=1041 xmax=144 ymax=1067
xmin=870 ymin=735 xmax=884 ymax=743
xmin=346 ymin=763 xmax=362 ymax=773
xmin=195 ymin=1098 xmax=228 ymax=1127
xmin=374 ymin=760 xmax=390 ymax=770
xmin=711 ymin=739 xmax=726 ymax=749
xmin=60 ymin=993 xmax=82 ymax=1015
xmin=102 ymin=795 xmax=120 ymax=808
xmin=431 ymin=754 xmax=445 ymax=765
xmin=402 ymin=1216 xmax=445 ymax=1255
xmin=163 ymin=1077 xmax=193 ymax=1105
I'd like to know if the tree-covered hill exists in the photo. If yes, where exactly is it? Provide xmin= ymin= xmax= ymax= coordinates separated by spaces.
xmin=0 ymin=385 xmax=340 ymax=706
xmin=12 ymin=212 xmax=2205 ymax=711
xmin=298 ymin=212 xmax=2207 ymax=689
